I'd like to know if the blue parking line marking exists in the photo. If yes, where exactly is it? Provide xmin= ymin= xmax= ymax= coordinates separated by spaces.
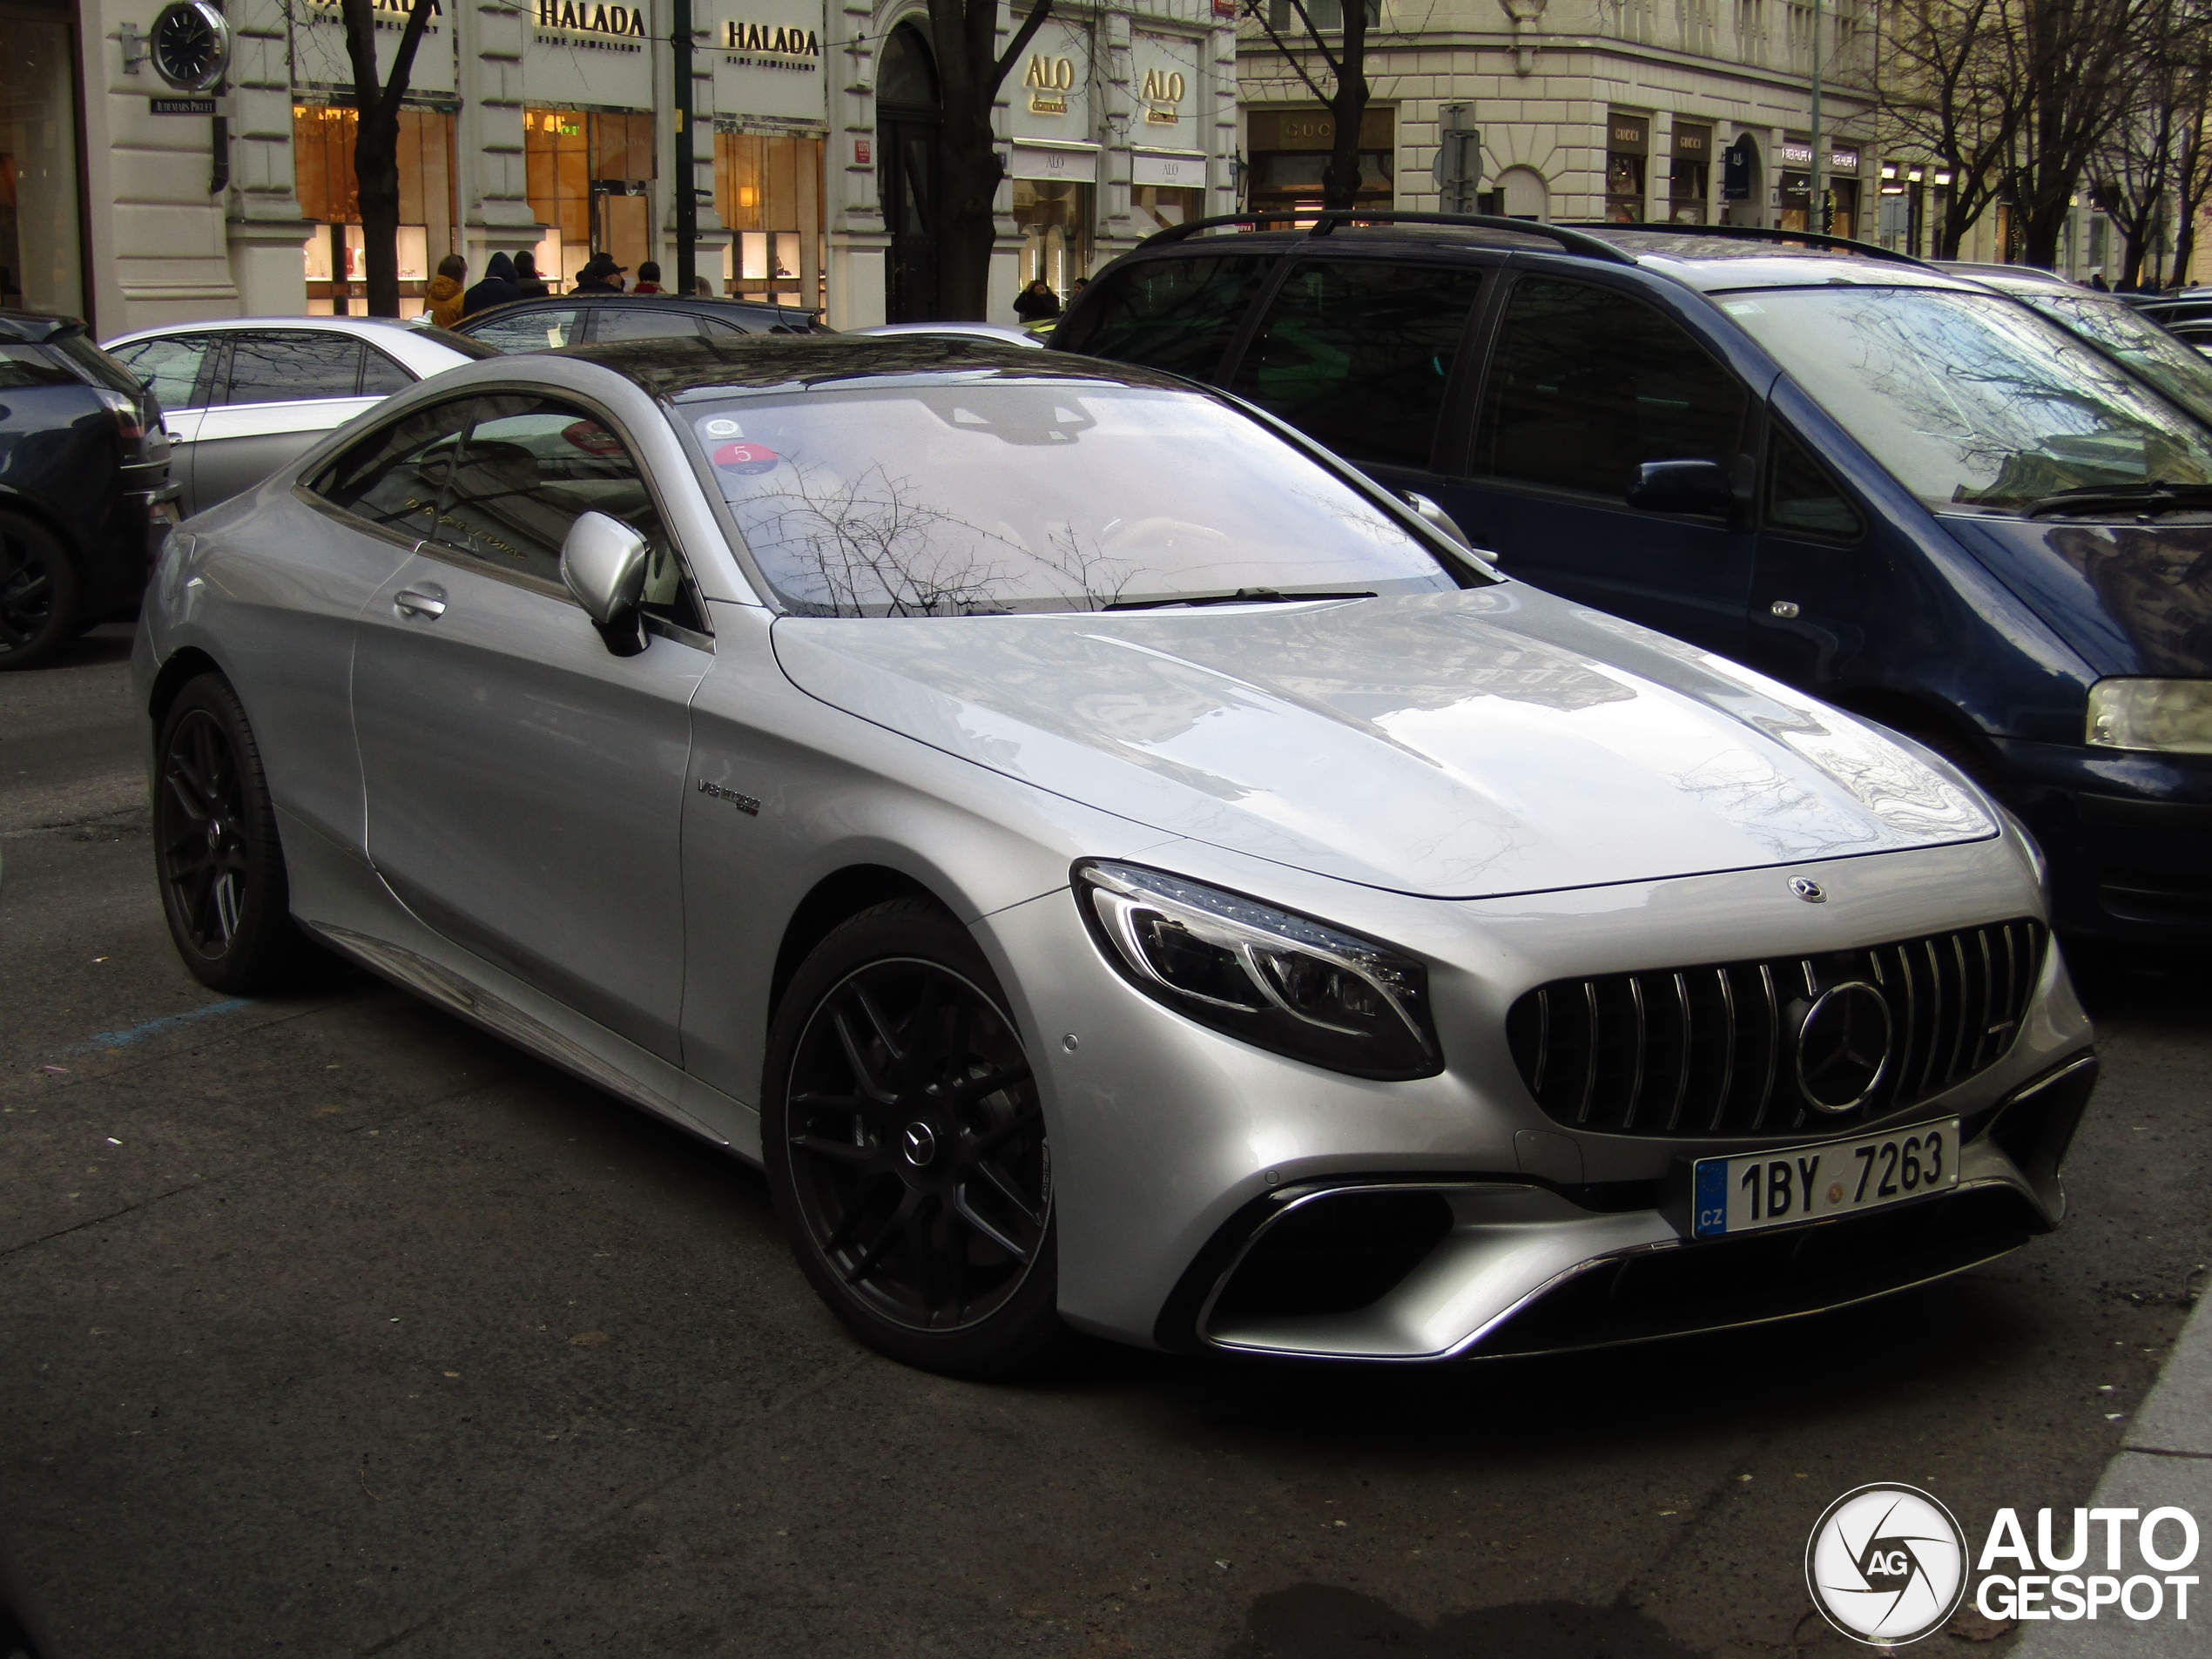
xmin=65 ymin=999 xmax=254 ymax=1054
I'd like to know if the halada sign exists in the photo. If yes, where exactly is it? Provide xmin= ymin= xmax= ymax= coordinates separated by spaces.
xmin=534 ymin=0 xmax=646 ymax=47
xmin=723 ymin=18 xmax=819 ymax=60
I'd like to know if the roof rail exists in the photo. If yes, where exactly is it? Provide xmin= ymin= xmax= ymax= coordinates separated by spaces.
xmin=1136 ymin=210 xmax=1639 ymax=266
xmin=1555 ymin=220 xmax=1930 ymax=267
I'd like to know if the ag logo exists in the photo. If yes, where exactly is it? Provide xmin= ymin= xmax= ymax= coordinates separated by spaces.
xmin=1805 ymin=1484 xmax=1967 ymax=1645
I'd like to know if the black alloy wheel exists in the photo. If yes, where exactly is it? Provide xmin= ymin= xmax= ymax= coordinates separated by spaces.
xmin=765 ymin=900 xmax=1063 ymax=1377
xmin=0 ymin=514 xmax=81 ymax=671
xmin=153 ymin=674 xmax=316 ymax=993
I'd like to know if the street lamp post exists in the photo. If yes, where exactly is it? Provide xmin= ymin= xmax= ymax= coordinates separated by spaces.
xmin=1810 ymin=0 xmax=1825 ymax=232
xmin=672 ymin=0 xmax=697 ymax=296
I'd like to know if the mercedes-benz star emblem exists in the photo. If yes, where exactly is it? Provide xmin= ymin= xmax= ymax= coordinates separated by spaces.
xmin=1789 ymin=876 xmax=1826 ymax=902
xmin=900 ymin=1123 xmax=937 ymax=1167
xmin=1796 ymin=981 xmax=1893 ymax=1113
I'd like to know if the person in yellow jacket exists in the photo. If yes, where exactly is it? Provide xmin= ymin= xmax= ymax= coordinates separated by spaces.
xmin=426 ymin=254 xmax=468 ymax=328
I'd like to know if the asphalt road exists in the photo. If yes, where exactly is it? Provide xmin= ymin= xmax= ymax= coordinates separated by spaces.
xmin=3 ymin=625 xmax=2209 ymax=1659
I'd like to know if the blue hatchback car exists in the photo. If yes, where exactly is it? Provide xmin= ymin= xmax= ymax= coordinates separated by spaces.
xmin=1053 ymin=219 xmax=2212 ymax=941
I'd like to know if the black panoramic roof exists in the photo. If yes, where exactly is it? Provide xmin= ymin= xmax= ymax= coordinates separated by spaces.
xmin=565 ymin=332 xmax=1191 ymax=398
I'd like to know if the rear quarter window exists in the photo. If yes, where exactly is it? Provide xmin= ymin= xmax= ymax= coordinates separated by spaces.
xmin=1055 ymin=254 xmax=1271 ymax=381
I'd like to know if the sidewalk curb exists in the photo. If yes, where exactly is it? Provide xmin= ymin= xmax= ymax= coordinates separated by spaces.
xmin=2013 ymin=1289 xmax=2212 ymax=1656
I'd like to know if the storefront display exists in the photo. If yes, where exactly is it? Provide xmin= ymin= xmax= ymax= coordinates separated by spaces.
xmin=525 ymin=108 xmax=653 ymax=287
xmin=1605 ymin=112 xmax=1647 ymax=223
xmin=1779 ymin=139 xmax=1859 ymax=236
xmin=1245 ymin=106 xmax=1393 ymax=216
xmin=294 ymin=103 xmax=458 ymax=316
xmin=1669 ymin=122 xmax=1710 ymax=224
xmin=0 ymin=2 xmax=84 ymax=316
xmin=712 ymin=0 xmax=827 ymax=307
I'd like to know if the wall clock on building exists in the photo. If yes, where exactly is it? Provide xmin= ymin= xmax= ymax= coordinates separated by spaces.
xmin=150 ymin=1 xmax=231 ymax=92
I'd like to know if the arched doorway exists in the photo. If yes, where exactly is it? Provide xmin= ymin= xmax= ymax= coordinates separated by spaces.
xmin=876 ymin=22 xmax=941 ymax=320
xmin=1499 ymin=165 xmax=1548 ymax=221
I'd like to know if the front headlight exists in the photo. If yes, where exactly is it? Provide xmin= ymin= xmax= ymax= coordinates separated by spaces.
xmin=1071 ymin=860 xmax=1442 ymax=1080
xmin=2086 ymin=678 xmax=2212 ymax=754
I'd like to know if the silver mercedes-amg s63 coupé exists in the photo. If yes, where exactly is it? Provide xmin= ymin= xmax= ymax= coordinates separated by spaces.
xmin=133 ymin=336 xmax=2099 ymax=1376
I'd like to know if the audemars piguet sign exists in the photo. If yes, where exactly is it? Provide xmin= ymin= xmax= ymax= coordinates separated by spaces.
xmin=712 ymin=0 xmax=826 ymax=123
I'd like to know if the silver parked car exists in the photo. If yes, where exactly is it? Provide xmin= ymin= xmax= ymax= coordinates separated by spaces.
xmin=103 ymin=316 xmax=490 ymax=517
xmin=132 ymin=336 xmax=2098 ymax=1376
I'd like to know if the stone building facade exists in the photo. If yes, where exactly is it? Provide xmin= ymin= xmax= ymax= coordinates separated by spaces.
xmin=18 ymin=0 xmax=1238 ymax=335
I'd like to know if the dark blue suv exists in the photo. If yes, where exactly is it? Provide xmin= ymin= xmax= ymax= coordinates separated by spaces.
xmin=1053 ymin=217 xmax=2212 ymax=942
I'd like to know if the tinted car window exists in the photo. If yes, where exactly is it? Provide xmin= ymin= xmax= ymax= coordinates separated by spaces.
xmin=1055 ymin=255 xmax=1270 ymax=379
xmin=594 ymin=307 xmax=705 ymax=341
xmin=676 ymin=381 xmax=1460 ymax=616
xmin=432 ymin=396 xmax=672 ymax=594
xmin=1767 ymin=427 xmax=1864 ymax=541
xmin=360 ymin=347 xmax=415 ymax=395
xmin=47 ymin=332 xmax=152 ymax=395
xmin=1228 ymin=260 xmax=1486 ymax=470
xmin=310 ymin=398 xmax=476 ymax=539
xmin=0 ymin=343 xmax=81 ymax=388
xmin=465 ymin=307 xmax=583 ymax=352
xmin=1474 ymin=276 xmax=1748 ymax=501
xmin=109 ymin=334 xmax=217 ymax=410
xmin=224 ymin=332 xmax=368 ymax=404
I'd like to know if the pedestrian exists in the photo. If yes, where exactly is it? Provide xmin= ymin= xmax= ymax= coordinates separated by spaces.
xmin=425 ymin=253 xmax=468 ymax=327
xmin=1013 ymin=276 xmax=1061 ymax=322
xmin=460 ymin=250 xmax=520 ymax=317
xmin=632 ymin=260 xmax=664 ymax=294
xmin=2091 ymin=271 xmax=2110 ymax=291
xmin=573 ymin=254 xmax=626 ymax=293
xmin=695 ymin=275 xmax=717 ymax=297
xmin=1071 ymin=276 xmax=1088 ymax=297
xmin=510 ymin=250 xmax=550 ymax=299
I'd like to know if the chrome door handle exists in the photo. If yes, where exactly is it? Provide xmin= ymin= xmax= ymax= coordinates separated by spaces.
xmin=394 ymin=587 xmax=447 ymax=620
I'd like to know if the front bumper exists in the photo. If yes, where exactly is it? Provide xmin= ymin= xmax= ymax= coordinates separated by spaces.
xmin=1994 ymin=736 xmax=2212 ymax=936
xmin=977 ymin=833 xmax=2094 ymax=1357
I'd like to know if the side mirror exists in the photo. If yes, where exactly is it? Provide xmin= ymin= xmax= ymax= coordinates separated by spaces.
xmin=1400 ymin=490 xmax=1474 ymax=549
xmin=1626 ymin=458 xmax=1735 ymax=517
xmin=561 ymin=510 xmax=650 ymax=656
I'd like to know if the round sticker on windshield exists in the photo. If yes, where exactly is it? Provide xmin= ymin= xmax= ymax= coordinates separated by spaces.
xmin=703 ymin=418 xmax=744 ymax=437
xmin=563 ymin=421 xmax=624 ymax=457
xmin=713 ymin=441 xmax=780 ymax=474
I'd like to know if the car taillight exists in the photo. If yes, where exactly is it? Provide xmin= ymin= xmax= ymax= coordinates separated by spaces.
xmin=96 ymin=387 xmax=147 ymax=444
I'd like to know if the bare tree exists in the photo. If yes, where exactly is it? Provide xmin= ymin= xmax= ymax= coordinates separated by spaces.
xmin=2164 ymin=12 xmax=2212 ymax=282
xmin=2010 ymin=0 xmax=2134 ymax=266
xmin=921 ymin=0 xmax=1055 ymax=320
xmin=1240 ymin=0 xmax=1378 ymax=211
xmin=341 ymin=0 xmax=439 ymax=318
xmin=1873 ymin=0 xmax=2027 ymax=255
xmin=2091 ymin=0 xmax=2200 ymax=286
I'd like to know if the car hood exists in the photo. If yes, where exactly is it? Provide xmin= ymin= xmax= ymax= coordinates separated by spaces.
xmin=1941 ymin=514 xmax=2212 ymax=676
xmin=771 ymin=589 xmax=1996 ymax=900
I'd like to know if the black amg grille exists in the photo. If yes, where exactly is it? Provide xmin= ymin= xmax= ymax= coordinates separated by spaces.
xmin=1504 ymin=920 xmax=2046 ymax=1139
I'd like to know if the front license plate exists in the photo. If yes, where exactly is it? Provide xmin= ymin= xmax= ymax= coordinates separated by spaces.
xmin=1691 ymin=1119 xmax=1960 ymax=1239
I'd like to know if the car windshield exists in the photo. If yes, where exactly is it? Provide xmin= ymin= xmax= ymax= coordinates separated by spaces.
xmin=1721 ymin=287 xmax=2212 ymax=513
xmin=2017 ymin=290 xmax=2212 ymax=429
xmin=673 ymin=380 xmax=1465 ymax=616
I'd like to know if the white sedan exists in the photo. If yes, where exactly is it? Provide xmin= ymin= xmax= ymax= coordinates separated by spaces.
xmin=103 ymin=316 xmax=489 ymax=517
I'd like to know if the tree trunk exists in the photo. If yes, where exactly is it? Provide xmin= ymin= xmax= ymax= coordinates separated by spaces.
xmin=342 ymin=0 xmax=437 ymax=319
xmin=924 ymin=0 xmax=1052 ymax=320
xmin=1321 ymin=6 xmax=1369 ymax=210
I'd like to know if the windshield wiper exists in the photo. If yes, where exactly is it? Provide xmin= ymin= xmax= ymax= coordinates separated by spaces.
xmin=1102 ymin=587 xmax=1377 ymax=612
xmin=2022 ymin=481 xmax=2212 ymax=517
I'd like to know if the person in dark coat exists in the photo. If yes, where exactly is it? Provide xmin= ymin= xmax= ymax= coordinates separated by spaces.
xmin=572 ymin=254 xmax=627 ymax=293
xmin=1013 ymin=277 xmax=1061 ymax=322
xmin=2090 ymin=271 xmax=2111 ymax=291
xmin=461 ymin=251 xmax=519 ymax=317
xmin=510 ymin=251 xmax=551 ymax=299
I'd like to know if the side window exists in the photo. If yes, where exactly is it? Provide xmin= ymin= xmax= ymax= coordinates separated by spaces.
xmin=1228 ymin=260 xmax=1486 ymax=470
xmin=307 ymin=398 xmax=477 ymax=539
xmin=359 ymin=347 xmax=415 ymax=395
xmin=223 ymin=331 xmax=368 ymax=405
xmin=109 ymin=334 xmax=218 ymax=412
xmin=429 ymin=396 xmax=699 ymax=629
xmin=1766 ymin=426 xmax=1865 ymax=541
xmin=593 ymin=307 xmax=705 ymax=342
xmin=1473 ymin=277 xmax=1748 ymax=502
xmin=465 ymin=308 xmax=583 ymax=353
xmin=1055 ymin=255 xmax=1269 ymax=380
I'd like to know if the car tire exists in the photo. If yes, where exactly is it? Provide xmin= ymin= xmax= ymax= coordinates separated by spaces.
xmin=0 ymin=513 xmax=82 ymax=671
xmin=762 ymin=898 xmax=1066 ymax=1379
xmin=153 ymin=674 xmax=321 ymax=994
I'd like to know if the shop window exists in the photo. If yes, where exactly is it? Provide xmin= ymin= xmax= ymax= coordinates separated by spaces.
xmin=294 ymin=104 xmax=458 ymax=317
xmin=1474 ymin=275 xmax=1748 ymax=502
xmin=1131 ymin=185 xmax=1204 ymax=238
xmin=0 ymin=5 xmax=84 ymax=317
xmin=1014 ymin=179 xmax=1091 ymax=296
xmin=1669 ymin=125 xmax=1710 ymax=225
xmin=1245 ymin=106 xmax=1394 ymax=218
xmin=1228 ymin=260 xmax=1487 ymax=470
xmin=714 ymin=132 xmax=823 ymax=309
xmin=527 ymin=109 xmax=656 ymax=290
